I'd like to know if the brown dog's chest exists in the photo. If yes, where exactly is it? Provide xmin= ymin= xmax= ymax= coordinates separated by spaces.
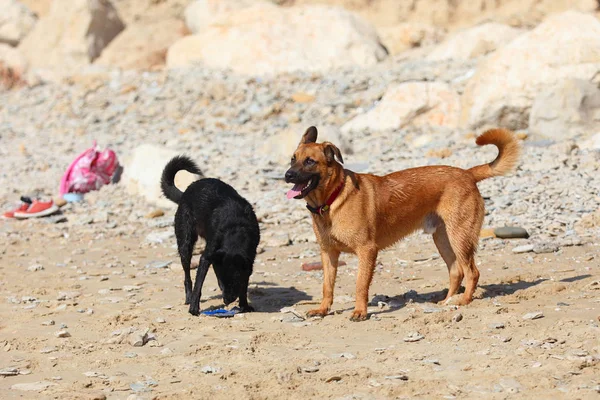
xmin=312 ymin=217 xmax=356 ymax=253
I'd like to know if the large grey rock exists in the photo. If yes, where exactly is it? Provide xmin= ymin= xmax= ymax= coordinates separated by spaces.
xmin=378 ymin=22 xmax=444 ymax=55
xmin=427 ymin=22 xmax=523 ymax=61
xmin=341 ymin=81 xmax=460 ymax=133
xmin=0 ymin=0 xmax=37 ymax=46
xmin=168 ymin=3 xmax=387 ymax=75
xmin=184 ymin=0 xmax=262 ymax=34
xmin=460 ymin=11 xmax=600 ymax=130
xmin=18 ymin=0 xmax=124 ymax=79
xmin=529 ymin=79 xmax=600 ymax=140
xmin=95 ymin=19 xmax=185 ymax=70
xmin=123 ymin=144 xmax=202 ymax=208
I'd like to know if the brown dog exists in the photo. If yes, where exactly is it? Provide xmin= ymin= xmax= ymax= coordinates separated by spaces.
xmin=284 ymin=126 xmax=520 ymax=321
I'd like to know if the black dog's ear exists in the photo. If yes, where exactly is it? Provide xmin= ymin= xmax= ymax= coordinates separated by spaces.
xmin=300 ymin=126 xmax=318 ymax=145
xmin=323 ymin=142 xmax=344 ymax=164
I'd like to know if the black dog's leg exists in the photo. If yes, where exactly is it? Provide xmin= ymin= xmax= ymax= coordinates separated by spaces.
xmin=175 ymin=211 xmax=197 ymax=305
xmin=188 ymin=253 xmax=210 ymax=316
xmin=238 ymin=273 xmax=254 ymax=313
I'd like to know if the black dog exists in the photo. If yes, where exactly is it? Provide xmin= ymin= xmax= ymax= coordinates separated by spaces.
xmin=161 ymin=156 xmax=260 ymax=315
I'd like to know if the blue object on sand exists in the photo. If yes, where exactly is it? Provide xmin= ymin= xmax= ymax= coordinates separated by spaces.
xmin=201 ymin=306 xmax=241 ymax=318
xmin=63 ymin=193 xmax=84 ymax=202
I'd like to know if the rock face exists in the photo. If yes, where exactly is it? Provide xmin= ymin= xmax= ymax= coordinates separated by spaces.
xmin=377 ymin=22 xmax=444 ymax=55
xmin=123 ymin=144 xmax=203 ymax=208
xmin=341 ymin=81 xmax=460 ymax=133
xmin=184 ymin=0 xmax=262 ymax=34
xmin=167 ymin=3 xmax=388 ymax=75
xmin=460 ymin=11 xmax=600 ymax=130
xmin=0 ymin=0 xmax=37 ymax=46
xmin=18 ymin=0 xmax=124 ymax=78
xmin=427 ymin=22 xmax=522 ymax=61
xmin=529 ymin=79 xmax=600 ymax=140
xmin=95 ymin=19 xmax=185 ymax=70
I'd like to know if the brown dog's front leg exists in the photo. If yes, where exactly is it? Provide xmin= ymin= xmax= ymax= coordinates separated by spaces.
xmin=307 ymin=248 xmax=340 ymax=318
xmin=350 ymin=246 xmax=377 ymax=322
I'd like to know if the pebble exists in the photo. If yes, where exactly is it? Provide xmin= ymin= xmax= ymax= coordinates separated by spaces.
xmin=264 ymin=233 xmax=291 ymax=247
xmin=155 ymin=317 xmax=166 ymax=323
xmin=452 ymin=313 xmax=463 ymax=323
xmin=200 ymin=365 xmax=221 ymax=374
xmin=498 ymin=377 xmax=522 ymax=393
xmin=533 ymin=243 xmax=559 ymax=254
xmin=489 ymin=323 xmax=505 ymax=329
xmin=130 ymin=382 xmax=151 ymax=393
xmin=55 ymin=330 xmax=71 ymax=338
xmin=403 ymin=332 xmax=425 ymax=342
xmin=145 ymin=260 xmax=172 ymax=269
xmin=27 ymin=264 xmax=44 ymax=272
xmin=299 ymin=366 xmax=319 ymax=373
xmin=145 ymin=209 xmax=165 ymax=219
xmin=522 ymin=311 xmax=544 ymax=320
xmin=512 ymin=244 xmax=534 ymax=254
xmin=385 ymin=375 xmax=409 ymax=381
xmin=145 ymin=231 xmax=174 ymax=244
xmin=11 ymin=381 xmax=57 ymax=391
xmin=129 ymin=328 xmax=150 ymax=347
xmin=333 ymin=353 xmax=356 ymax=359
xmin=280 ymin=306 xmax=305 ymax=320
xmin=0 ymin=367 xmax=19 ymax=376
xmin=494 ymin=227 xmax=529 ymax=239
xmin=40 ymin=347 xmax=57 ymax=354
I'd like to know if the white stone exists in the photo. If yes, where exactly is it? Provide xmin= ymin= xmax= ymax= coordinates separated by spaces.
xmin=461 ymin=11 xmax=600 ymax=130
xmin=168 ymin=4 xmax=387 ymax=75
xmin=342 ymin=81 xmax=460 ymax=133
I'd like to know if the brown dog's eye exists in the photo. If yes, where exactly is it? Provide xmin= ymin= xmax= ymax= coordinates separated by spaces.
xmin=304 ymin=158 xmax=316 ymax=166
xmin=291 ymin=156 xmax=296 ymax=165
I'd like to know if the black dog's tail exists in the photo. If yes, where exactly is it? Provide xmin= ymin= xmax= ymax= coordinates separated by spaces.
xmin=160 ymin=155 xmax=203 ymax=204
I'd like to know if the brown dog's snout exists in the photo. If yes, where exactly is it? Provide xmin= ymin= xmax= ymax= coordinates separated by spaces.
xmin=285 ymin=169 xmax=298 ymax=183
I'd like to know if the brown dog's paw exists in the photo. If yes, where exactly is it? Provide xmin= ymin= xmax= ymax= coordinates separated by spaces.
xmin=439 ymin=294 xmax=473 ymax=306
xmin=456 ymin=295 xmax=473 ymax=306
xmin=349 ymin=309 xmax=368 ymax=322
xmin=306 ymin=308 xmax=328 ymax=318
xmin=438 ymin=294 xmax=460 ymax=306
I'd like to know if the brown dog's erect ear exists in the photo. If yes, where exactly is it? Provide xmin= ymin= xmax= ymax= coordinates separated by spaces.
xmin=300 ymin=126 xmax=318 ymax=145
xmin=324 ymin=143 xmax=344 ymax=165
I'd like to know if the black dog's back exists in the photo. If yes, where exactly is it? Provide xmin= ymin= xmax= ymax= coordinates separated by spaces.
xmin=161 ymin=156 xmax=260 ymax=315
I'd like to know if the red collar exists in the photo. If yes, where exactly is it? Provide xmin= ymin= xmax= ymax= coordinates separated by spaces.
xmin=306 ymin=180 xmax=344 ymax=216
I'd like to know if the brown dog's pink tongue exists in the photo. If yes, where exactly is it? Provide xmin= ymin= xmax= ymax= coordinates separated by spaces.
xmin=286 ymin=184 xmax=303 ymax=199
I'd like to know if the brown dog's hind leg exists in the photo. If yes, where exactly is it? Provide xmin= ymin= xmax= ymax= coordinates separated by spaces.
xmin=457 ymin=257 xmax=480 ymax=305
xmin=307 ymin=249 xmax=340 ymax=318
xmin=432 ymin=226 xmax=462 ymax=304
xmin=350 ymin=246 xmax=377 ymax=322
xmin=444 ymin=220 xmax=482 ymax=306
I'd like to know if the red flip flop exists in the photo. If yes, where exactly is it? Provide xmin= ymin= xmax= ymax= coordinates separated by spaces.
xmin=14 ymin=199 xmax=59 ymax=219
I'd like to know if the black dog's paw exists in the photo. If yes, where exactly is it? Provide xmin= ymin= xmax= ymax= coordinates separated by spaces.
xmin=188 ymin=305 xmax=200 ymax=316
xmin=239 ymin=304 xmax=255 ymax=313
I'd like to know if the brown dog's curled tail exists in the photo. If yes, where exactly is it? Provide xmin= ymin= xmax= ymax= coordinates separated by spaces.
xmin=468 ymin=128 xmax=520 ymax=183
